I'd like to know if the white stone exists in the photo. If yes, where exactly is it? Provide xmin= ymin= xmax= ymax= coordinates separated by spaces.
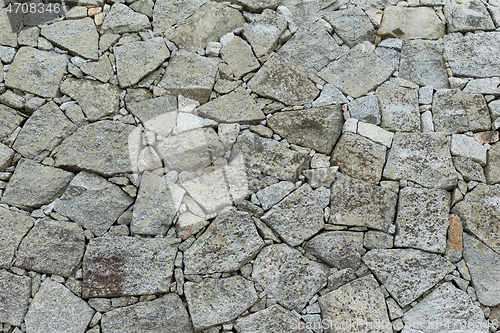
xmin=176 ymin=112 xmax=218 ymax=133
xmin=357 ymin=122 xmax=394 ymax=148
xmin=451 ymin=134 xmax=487 ymax=165
xmin=206 ymin=42 xmax=222 ymax=57
xmin=418 ymin=86 xmax=433 ymax=105
xmin=420 ymin=111 xmax=434 ymax=132
xmin=343 ymin=118 xmax=358 ymax=133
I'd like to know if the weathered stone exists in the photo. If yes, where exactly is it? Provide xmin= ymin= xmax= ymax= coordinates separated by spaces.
xmin=220 ymin=36 xmax=260 ymax=78
xmin=54 ymin=121 xmax=135 ymax=176
xmin=451 ymin=134 xmax=487 ymax=165
xmin=0 ymin=207 xmax=34 ymax=269
xmin=0 ymin=270 xmax=31 ymax=327
xmin=60 ymin=79 xmax=121 ymax=122
xmin=1 ymin=159 xmax=74 ymax=209
xmin=261 ymin=184 xmax=324 ymax=246
xmin=170 ymin=2 xmax=245 ymax=52
xmin=485 ymin=142 xmax=500 ymax=184
xmin=176 ymin=212 xmax=209 ymax=240
xmin=0 ymin=105 xmax=23 ymax=144
xmin=446 ymin=215 xmax=463 ymax=263
xmin=464 ymin=77 xmax=500 ymax=95
xmin=115 ymin=38 xmax=169 ymax=88
xmin=331 ymin=132 xmax=387 ymax=184
xmin=185 ymin=276 xmax=258 ymax=332
xmin=82 ymin=236 xmax=178 ymax=298
xmin=243 ymin=9 xmax=287 ymax=58
xmin=374 ymin=46 xmax=400 ymax=70
xmin=0 ymin=143 xmax=14 ymax=171
xmin=53 ymin=171 xmax=133 ymax=237
xmin=131 ymin=172 xmax=184 ymax=236
xmin=305 ymin=231 xmax=364 ymax=270
xmin=403 ymin=282 xmax=488 ymax=333
xmin=159 ymin=50 xmax=219 ymax=103
xmin=432 ymin=89 xmax=490 ymax=134
xmin=453 ymin=157 xmax=486 ymax=183
xmin=314 ymin=186 xmax=330 ymax=209
xmin=394 ymin=187 xmax=451 ymax=254
xmin=383 ymin=132 xmax=458 ymax=190
xmin=248 ymin=54 xmax=320 ymax=106
xmin=318 ymin=42 xmax=394 ymax=98
xmin=319 ymin=274 xmax=392 ymax=333
xmin=347 ymin=95 xmax=381 ymax=125
xmin=152 ymin=0 xmax=207 ymax=33
xmin=444 ymin=32 xmax=500 ymax=78
xmin=256 ymin=181 xmax=295 ymax=210
xmin=197 ymin=86 xmax=265 ymax=124
xmin=324 ymin=6 xmax=375 ymax=47
xmin=177 ymin=113 xmax=218 ymax=133
xmin=378 ymin=6 xmax=445 ymax=40
xmin=303 ymin=166 xmax=339 ymax=189
xmin=267 ymin=106 xmax=343 ymax=154
xmin=0 ymin=9 xmax=20 ymax=47
xmin=5 ymin=47 xmax=67 ymax=98
xmin=452 ymin=184 xmax=500 ymax=255
xmin=78 ymin=55 xmax=113 ymax=83
xmin=364 ymin=230 xmax=394 ymax=249
xmin=235 ymin=304 xmax=312 ymax=333
xmin=399 ymin=40 xmax=449 ymax=90
xmin=473 ymin=131 xmax=499 ymax=145
xmin=329 ymin=173 xmax=397 ymax=231
xmin=101 ymin=3 xmax=150 ymax=34
xmin=444 ymin=0 xmax=495 ymax=33
xmin=236 ymin=130 xmax=310 ymax=181
xmin=357 ymin=122 xmax=394 ymax=148
xmin=252 ymin=244 xmax=328 ymax=311
xmin=126 ymin=95 xmax=177 ymax=125
xmin=101 ymin=293 xmax=194 ymax=333
xmin=41 ymin=18 xmax=98 ymax=60
xmin=311 ymin=84 xmax=348 ymax=107
xmin=376 ymin=81 xmax=420 ymax=132
xmin=362 ymin=249 xmax=455 ymax=307
xmin=184 ymin=209 xmax=264 ymax=274
xmin=26 ymin=279 xmax=93 ymax=333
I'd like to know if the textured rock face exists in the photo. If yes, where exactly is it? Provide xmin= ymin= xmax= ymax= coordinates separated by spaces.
xmin=305 ymin=231 xmax=364 ymax=269
xmin=235 ymin=305 xmax=313 ymax=333
xmin=376 ymin=81 xmax=420 ymax=132
xmin=444 ymin=0 xmax=495 ymax=33
xmin=0 ymin=270 xmax=31 ymax=327
xmin=101 ymin=3 xmax=151 ymax=34
xmin=152 ymin=0 xmax=207 ymax=33
xmin=378 ymin=6 xmax=445 ymax=40
xmin=486 ymin=143 xmax=500 ymax=184
xmin=324 ymin=6 xmax=375 ymax=47
xmin=220 ymin=36 xmax=260 ymax=78
xmin=242 ymin=9 xmax=287 ymax=58
xmin=0 ymin=105 xmax=24 ymax=144
xmin=0 ymin=207 xmax=34 ymax=269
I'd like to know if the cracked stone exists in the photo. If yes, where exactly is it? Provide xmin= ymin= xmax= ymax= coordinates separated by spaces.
xmin=444 ymin=0 xmax=495 ymax=33
xmin=453 ymin=157 xmax=486 ymax=183
xmin=126 ymin=95 xmax=177 ymax=124
xmin=324 ymin=6 xmax=375 ymax=48
xmin=152 ymin=0 xmax=207 ymax=34
xmin=305 ymin=231 xmax=364 ymax=270
xmin=242 ymin=9 xmax=287 ymax=58
xmin=255 ymin=181 xmax=295 ymax=211
xmin=101 ymin=3 xmax=151 ymax=34
xmin=0 ymin=270 xmax=31 ymax=327
xmin=220 ymin=36 xmax=260 ymax=79
xmin=0 ymin=207 xmax=34 ymax=269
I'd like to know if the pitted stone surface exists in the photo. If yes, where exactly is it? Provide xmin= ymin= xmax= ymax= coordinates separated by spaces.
xmin=0 ymin=207 xmax=34 ymax=269
xmin=0 ymin=270 xmax=31 ymax=327
xmin=235 ymin=304 xmax=313 ymax=333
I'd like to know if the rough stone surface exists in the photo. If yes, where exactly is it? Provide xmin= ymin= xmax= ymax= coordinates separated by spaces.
xmin=152 ymin=0 xmax=207 ymax=34
xmin=486 ymin=143 xmax=500 ymax=184
xmin=256 ymin=181 xmax=295 ymax=210
xmin=235 ymin=304 xmax=312 ymax=333
xmin=451 ymin=134 xmax=488 ymax=165
xmin=324 ymin=6 xmax=375 ymax=47
xmin=347 ymin=95 xmax=381 ymax=125
xmin=220 ymin=36 xmax=260 ymax=78
xmin=101 ymin=3 xmax=151 ymax=34
xmin=0 ymin=270 xmax=31 ymax=327
xmin=0 ymin=142 xmax=14 ymax=171
xmin=453 ymin=156 xmax=486 ymax=183
xmin=0 ymin=105 xmax=24 ymax=144
xmin=357 ymin=121 xmax=394 ymax=148
xmin=378 ymin=6 xmax=445 ymax=40
xmin=444 ymin=0 xmax=495 ymax=33
xmin=0 ymin=207 xmax=34 ymax=269
xmin=376 ymin=81 xmax=420 ymax=132
xmin=305 ymin=231 xmax=364 ymax=269
xmin=243 ymin=9 xmax=287 ymax=58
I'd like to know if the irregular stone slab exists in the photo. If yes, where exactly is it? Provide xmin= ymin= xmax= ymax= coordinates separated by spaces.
xmin=115 ymin=38 xmax=169 ymax=88
xmin=376 ymin=81 xmax=420 ymax=132
xmin=185 ymin=276 xmax=258 ymax=332
xmin=159 ymin=50 xmax=219 ymax=103
xmin=0 ymin=270 xmax=31 ymax=327
xmin=347 ymin=95 xmax=381 ymax=125
xmin=101 ymin=293 xmax=194 ymax=333
xmin=375 ymin=46 xmax=401 ymax=70
xmin=0 ymin=105 xmax=24 ymax=144
xmin=462 ymin=233 xmax=500 ymax=307
xmin=41 ymin=18 xmax=99 ymax=60
xmin=101 ymin=3 xmax=150 ymax=34
xmin=197 ymin=86 xmax=265 ymax=124
xmin=267 ymin=105 xmax=344 ymax=154
xmin=82 ymin=236 xmax=178 ymax=298
xmin=0 ymin=142 xmax=14 ymax=170
xmin=362 ymin=249 xmax=455 ymax=307
xmin=395 ymin=187 xmax=451 ymax=254
xmin=13 ymin=102 xmax=76 ymax=162
xmin=60 ymin=78 xmax=121 ymax=122
xmin=184 ymin=209 xmax=264 ymax=274
xmin=235 ymin=304 xmax=312 ymax=333
xmin=399 ymin=40 xmax=449 ymax=90
xmin=248 ymin=54 xmax=319 ymax=106
xmin=252 ymin=244 xmax=328 ymax=311
xmin=329 ymin=173 xmax=397 ymax=231
xmin=170 ymin=2 xmax=245 ymax=52
xmin=256 ymin=181 xmax=295 ymax=211
xmin=453 ymin=157 xmax=486 ymax=183
xmin=0 ymin=208 xmax=33 ymax=269
xmin=331 ymin=132 xmax=387 ymax=184
xmin=378 ymin=6 xmax=445 ymax=40
xmin=357 ymin=122 xmax=394 ymax=148
xmin=324 ymin=6 xmax=375 ymax=47
xmin=54 ymin=121 xmax=135 ymax=176
xmin=152 ymin=0 xmax=207 ymax=33
xmin=486 ymin=143 xmax=500 ymax=184
xmin=5 ymin=47 xmax=67 ymax=98
xmin=278 ymin=23 xmax=341 ymax=75
xmin=15 ymin=219 xmax=85 ymax=278
xmin=261 ymin=184 xmax=324 ymax=246
xmin=444 ymin=32 xmax=500 ymax=78
xmin=364 ymin=230 xmax=394 ymax=249
xmin=451 ymin=134 xmax=487 ymax=165
xmin=319 ymin=275 xmax=392 ymax=333
xmin=0 ymin=10 xmax=20 ymax=47
xmin=25 ymin=279 xmax=93 ymax=333
xmin=318 ymin=43 xmax=394 ymax=98
xmin=311 ymin=84 xmax=348 ymax=107
xmin=464 ymin=77 xmax=500 ymax=95
xmin=1 ymin=159 xmax=74 ymax=209
xmin=304 ymin=166 xmax=339 ymax=189
xmin=243 ymin=9 xmax=287 ymax=58
xmin=79 ymin=55 xmax=113 ymax=83
xmin=383 ymin=132 xmax=458 ymax=190
xmin=305 ymin=231 xmax=364 ymax=269
xmin=452 ymin=184 xmax=500 ymax=255
xmin=131 ymin=172 xmax=183 ymax=236
xmin=236 ymin=130 xmax=310 ymax=181
xmin=220 ymin=36 xmax=260 ymax=78
xmin=53 ymin=171 xmax=133 ymax=237
xmin=432 ymin=89 xmax=490 ymax=134
xmin=444 ymin=0 xmax=495 ymax=33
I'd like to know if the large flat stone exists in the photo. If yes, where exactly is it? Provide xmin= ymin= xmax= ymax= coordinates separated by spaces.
xmin=220 ymin=36 xmax=260 ymax=79
xmin=82 ymin=236 xmax=178 ymax=298
xmin=0 ymin=208 xmax=33 ymax=269
xmin=256 ymin=181 xmax=295 ymax=210
xmin=362 ymin=249 xmax=455 ymax=307
xmin=15 ymin=219 xmax=85 ymax=278
xmin=347 ymin=95 xmax=381 ymax=125
xmin=247 ymin=54 xmax=320 ymax=106
xmin=378 ymin=6 xmax=445 ymax=40
xmin=243 ymin=9 xmax=287 ymax=58
xmin=324 ymin=6 xmax=375 ymax=47
xmin=235 ymin=304 xmax=313 ymax=333
xmin=0 ymin=104 xmax=24 ymax=144
xmin=252 ymin=244 xmax=328 ymax=311
xmin=184 ymin=209 xmax=264 ymax=274
xmin=5 ymin=47 xmax=67 ymax=98
xmin=101 ymin=3 xmax=150 ymax=34
xmin=383 ymin=132 xmax=458 ymax=190
xmin=53 ymin=171 xmax=133 ymax=237
xmin=318 ymin=43 xmax=394 ymax=98
xmin=305 ymin=231 xmax=364 ymax=270
xmin=376 ymin=81 xmax=420 ymax=132
xmin=261 ymin=184 xmax=324 ymax=247
xmin=0 ymin=9 xmax=20 ymax=47
xmin=267 ymin=105 xmax=344 ymax=155
xmin=1 ymin=159 xmax=74 ymax=209
xmin=185 ymin=276 xmax=258 ymax=332
xmin=444 ymin=0 xmax=495 ymax=33
xmin=0 ymin=270 xmax=31 ymax=327
xmin=126 ymin=95 xmax=177 ymax=124
xmin=152 ymin=0 xmax=207 ymax=33
xmin=329 ymin=173 xmax=398 ymax=231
